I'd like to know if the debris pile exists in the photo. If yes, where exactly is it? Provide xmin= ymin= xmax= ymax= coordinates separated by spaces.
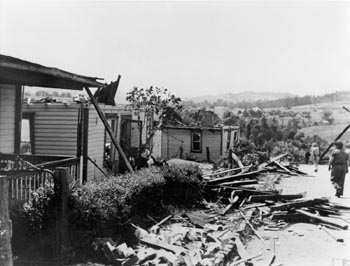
xmin=92 ymin=154 xmax=349 ymax=265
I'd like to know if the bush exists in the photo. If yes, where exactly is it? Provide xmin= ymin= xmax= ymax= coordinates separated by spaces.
xmin=11 ymin=164 xmax=205 ymax=260
xmin=162 ymin=164 xmax=202 ymax=184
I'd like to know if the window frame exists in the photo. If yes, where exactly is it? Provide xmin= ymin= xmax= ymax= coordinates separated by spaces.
xmin=191 ymin=130 xmax=202 ymax=153
xmin=21 ymin=112 xmax=35 ymax=154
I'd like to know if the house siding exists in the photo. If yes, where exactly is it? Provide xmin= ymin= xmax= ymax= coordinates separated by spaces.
xmin=161 ymin=128 xmax=222 ymax=161
xmin=86 ymin=106 xmax=105 ymax=179
xmin=0 ymin=84 xmax=16 ymax=153
xmin=86 ymin=104 xmax=147 ymax=179
xmin=22 ymin=103 xmax=82 ymax=156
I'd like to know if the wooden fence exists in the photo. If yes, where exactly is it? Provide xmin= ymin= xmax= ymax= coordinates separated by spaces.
xmin=0 ymin=155 xmax=80 ymax=205
xmin=0 ymin=167 xmax=72 ymax=265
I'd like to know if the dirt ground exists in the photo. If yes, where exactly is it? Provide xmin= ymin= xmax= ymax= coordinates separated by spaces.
xmin=245 ymin=164 xmax=350 ymax=266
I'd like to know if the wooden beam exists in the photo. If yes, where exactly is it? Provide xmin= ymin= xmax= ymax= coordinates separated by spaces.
xmin=270 ymin=198 xmax=328 ymax=212
xmin=85 ymin=87 xmax=133 ymax=173
xmin=296 ymin=209 xmax=348 ymax=230
xmin=53 ymin=168 xmax=71 ymax=255
xmin=14 ymin=84 xmax=22 ymax=154
xmin=82 ymin=107 xmax=89 ymax=183
xmin=0 ymin=176 xmax=13 ymax=266
xmin=248 ymin=192 xmax=306 ymax=203
xmin=320 ymin=123 xmax=350 ymax=160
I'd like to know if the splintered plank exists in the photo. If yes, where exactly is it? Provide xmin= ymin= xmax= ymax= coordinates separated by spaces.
xmin=270 ymin=198 xmax=329 ymax=212
xmin=219 ymin=179 xmax=258 ymax=187
xmin=186 ymin=211 xmax=216 ymax=228
xmin=207 ymin=170 xmax=262 ymax=185
xmin=296 ymin=209 xmax=348 ymax=230
xmin=140 ymin=237 xmax=186 ymax=254
xmin=248 ymin=192 xmax=306 ymax=203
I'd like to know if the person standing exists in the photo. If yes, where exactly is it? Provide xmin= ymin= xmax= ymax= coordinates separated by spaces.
xmin=305 ymin=150 xmax=311 ymax=164
xmin=310 ymin=143 xmax=320 ymax=172
xmin=328 ymin=141 xmax=349 ymax=197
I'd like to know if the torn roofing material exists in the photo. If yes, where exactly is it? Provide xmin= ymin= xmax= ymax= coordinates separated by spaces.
xmin=0 ymin=54 xmax=106 ymax=90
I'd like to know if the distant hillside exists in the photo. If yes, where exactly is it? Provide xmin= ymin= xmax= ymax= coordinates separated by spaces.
xmin=189 ymin=91 xmax=294 ymax=104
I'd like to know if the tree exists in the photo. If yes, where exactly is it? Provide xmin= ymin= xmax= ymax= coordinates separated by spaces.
xmin=322 ymin=110 xmax=334 ymax=125
xmin=126 ymin=86 xmax=183 ymax=145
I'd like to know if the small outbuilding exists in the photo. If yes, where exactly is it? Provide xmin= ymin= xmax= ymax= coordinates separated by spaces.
xmin=152 ymin=125 xmax=240 ymax=162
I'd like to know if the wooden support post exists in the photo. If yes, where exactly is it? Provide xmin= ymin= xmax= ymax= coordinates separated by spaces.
xmin=0 ymin=176 xmax=13 ymax=266
xmin=53 ymin=168 xmax=71 ymax=256
xmin=85 ymin=87 xmax=134 ymax=173
xmin=320 ymin=123 xmax=350 ymax=160
xmin=206 ymin=147 xmax=210 ymax=162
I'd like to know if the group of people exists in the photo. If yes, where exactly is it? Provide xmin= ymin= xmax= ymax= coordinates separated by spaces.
xmin=305 ymin=141 xmax=349 ymax=198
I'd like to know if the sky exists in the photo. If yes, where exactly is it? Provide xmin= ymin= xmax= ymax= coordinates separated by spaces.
xmin=1 ymin=0 xmax=350 ymax=98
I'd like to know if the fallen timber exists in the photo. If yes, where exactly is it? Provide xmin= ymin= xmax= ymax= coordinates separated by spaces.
xmin=92 ymin=156 xmax=350 ymax=266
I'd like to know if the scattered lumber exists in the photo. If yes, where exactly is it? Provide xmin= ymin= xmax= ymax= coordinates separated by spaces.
xmin=320 ymin=226 xmax=344 ymax=242
xmin=295 ymin=209 xmax=348 ymax=230
xmin=247 ymin=192 xmax=306 ymax=203
xmin=219 ymin=179 xmax=258 ymax=187
xmin=140 ymin=236 xmax=186 ymax=255
xmin=269 ymin=198 xmax=329 ymax=212
xmin=207 ymin=170 xmax=262 ymax=185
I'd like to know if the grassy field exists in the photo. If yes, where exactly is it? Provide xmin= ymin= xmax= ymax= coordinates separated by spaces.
xmin=265 ymin=99 xmax=350 ymax=144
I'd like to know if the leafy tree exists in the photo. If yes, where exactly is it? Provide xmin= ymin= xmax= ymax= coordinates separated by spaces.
xmin=182 ymin=108 xmax=221 ymax=127
xmin=126 ymin=86 xmax=183 ymax=145
xmin=322 ymin=110 xmax=334 ymax=125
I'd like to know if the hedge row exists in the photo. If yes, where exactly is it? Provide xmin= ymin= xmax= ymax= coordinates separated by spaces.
xmin=11 ymin=164 xmax=203 ymax=260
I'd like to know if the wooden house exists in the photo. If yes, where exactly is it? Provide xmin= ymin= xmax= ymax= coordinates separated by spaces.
xmin=152 ymin=125 xmax=240 ymax=162
xmin=0 ymin=54 xmax=135 ymax=190
xmin=22 ymin=102 xmax=146 ymax=179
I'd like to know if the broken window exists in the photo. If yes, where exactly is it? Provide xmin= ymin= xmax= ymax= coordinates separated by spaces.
xmin=20 ymin=113 xmax=34 ymax=154
xmin=191 ymin=130 xmax=202 ymax=153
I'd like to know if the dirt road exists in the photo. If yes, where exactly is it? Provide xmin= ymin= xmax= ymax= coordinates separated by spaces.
xmin=246 ymin=164 xmax=350 ymax=266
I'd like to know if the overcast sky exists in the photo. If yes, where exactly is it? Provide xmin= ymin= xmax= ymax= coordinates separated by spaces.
xmin=1 ymin=0 xmax=349 ymax=98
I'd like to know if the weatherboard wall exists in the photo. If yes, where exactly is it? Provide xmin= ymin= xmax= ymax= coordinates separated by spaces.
xmin=0 ymin=84 xmax=16 ymax=153
xmin=22 ymin=103 xmax=82 ymax=156
xmin=161 ymin=127 xmax=222 ymax=161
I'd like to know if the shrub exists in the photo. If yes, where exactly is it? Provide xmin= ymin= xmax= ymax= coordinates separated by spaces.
xmin=162 ymin=164 xmax=202 ymax=184
xmin=11 ymin=165 xmax=205 ymax=260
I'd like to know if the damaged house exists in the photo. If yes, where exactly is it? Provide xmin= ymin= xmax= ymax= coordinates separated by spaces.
xmin=152 ymin=125 xmax=240 ymax=162
xmin=0 ymin=54 xmax=139 ymax=203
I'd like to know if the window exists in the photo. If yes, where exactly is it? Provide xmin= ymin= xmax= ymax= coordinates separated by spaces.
xmin=191 ymin=131 xmax=202 ymax=153
xmin=20 ymin=113 xmax=35 ymax=154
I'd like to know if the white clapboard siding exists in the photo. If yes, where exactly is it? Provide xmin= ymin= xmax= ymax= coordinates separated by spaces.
xmin=162 ymin=128 xmax=190 ymax=160
xmin=23 ymin=103 xmax=81 ymax=156
xmin=161 ymin=128 xmax=222 ymax=161
xmin=201 ymin=130 xmax=222 ymax=161
xmin=0 ymin=84 xmax=16 ymax=153
xmin=87 ymin=106 xmax=105 ymax=179
xmin=152 ymin=130 xmax=162 ymax=160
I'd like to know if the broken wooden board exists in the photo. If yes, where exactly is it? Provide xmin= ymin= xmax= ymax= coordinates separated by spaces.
xmin=270 ymin=161 xmax=297 ymax=176
xmin=321 ymin=226 xmax=344 ymax=242
xmin=186 ymin=211 xmax=216 ymax=228
xmin=219 ymin=179 xmax=258 ymax=187
xmin=205 ymin=164 xmax=252 ymax=178
xmin=269 ymin=198 xmax=329 ymax=212
xmin=140 ymin=236 xmax=186 ymax=255
xmin=207 ymin=170 xmax=263 ymax=185
xmin=248 ymin=192 xmax=306 ymax=203
xmin=296 ymin=209 xmax=348 ymax=230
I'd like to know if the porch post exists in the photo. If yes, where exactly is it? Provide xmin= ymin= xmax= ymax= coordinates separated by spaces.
xmin=14 ymin=84 xmax=22 ymax=154
xmin=0 ymin=175 xmax=13 ymax=266
xmin=84 ymin=87 xmax=134 ymax=173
